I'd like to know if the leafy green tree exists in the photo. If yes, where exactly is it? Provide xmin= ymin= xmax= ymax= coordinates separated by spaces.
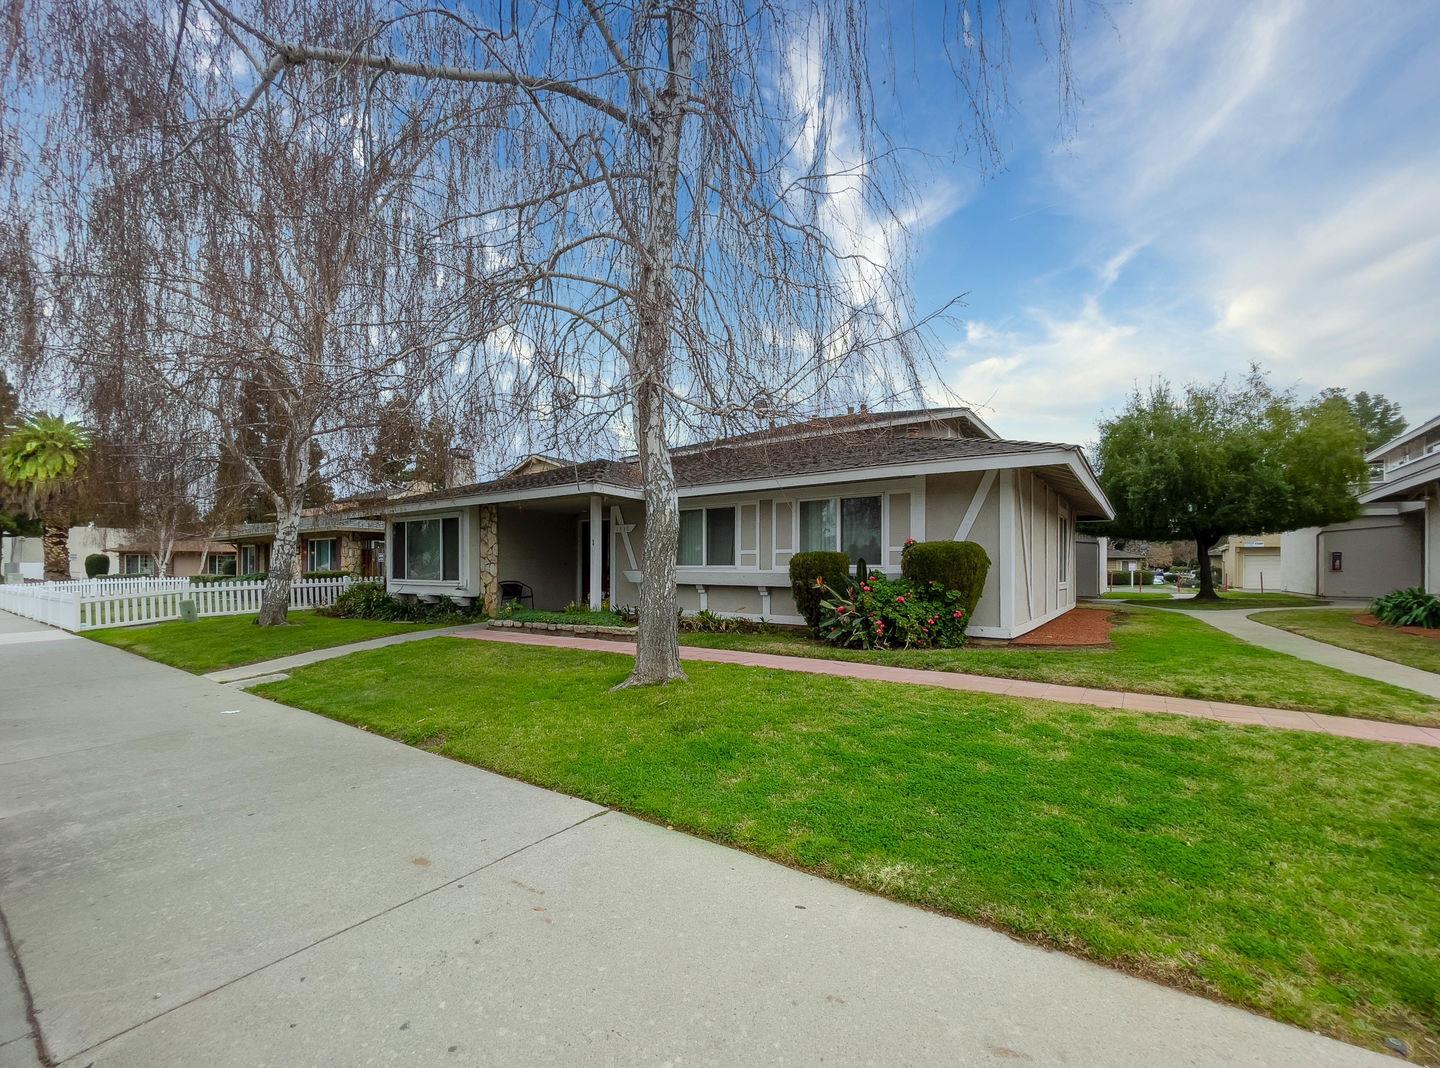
xmin=1094 ymin=370 xmax=1367 ymax=601
xmin=1315 ymin=388 xmax=1407 ymax=452
xmin=0 ymin=414 xmax=93 ymax=580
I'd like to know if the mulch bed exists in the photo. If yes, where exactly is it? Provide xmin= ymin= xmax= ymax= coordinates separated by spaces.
xmin=1353 ymin=613 xmax=1440 ymax=641
xmin=1009 ymin=605 xmax=1115 ymax=648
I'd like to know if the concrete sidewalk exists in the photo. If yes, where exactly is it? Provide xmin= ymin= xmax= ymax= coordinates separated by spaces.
xmin=0 ymin=610 xmax=1394 ymax=1065
xmin=1176 ymin=606 xmax=1440 ymax=698
xmin=457 ymin=627 xmax=1440 ymax=748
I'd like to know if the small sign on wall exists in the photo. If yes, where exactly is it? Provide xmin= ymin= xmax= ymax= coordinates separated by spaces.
xmin=1330 ymin=551 xmax=1343 ymax=573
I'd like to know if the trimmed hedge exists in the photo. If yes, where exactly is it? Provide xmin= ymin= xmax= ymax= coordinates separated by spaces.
xmin=1108 ymin=569 xmax=1156 ymax=587
xmin=901 ymin=540 xmax=990 ymax=618
xmin=84 ymin=553 xmax=110 ymax=578
xmin=789 ymin=550 xmax=851 ymax=632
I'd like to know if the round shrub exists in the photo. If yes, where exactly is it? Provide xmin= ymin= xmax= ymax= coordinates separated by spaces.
xmin=84 ymin=553 xmax=110 ymax=578
xmin=788 ymin=550 xmax=850 ymax=633
xmin=901 ymin=540 xmax=990 ymax=617
xmin=330 ymin=580 xmax=415 ymax=621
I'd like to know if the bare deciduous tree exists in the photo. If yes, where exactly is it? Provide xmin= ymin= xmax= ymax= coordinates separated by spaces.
xmin=180 ymin=0 xmax=1075 ymax=683
xmin=4 ymin=1 xmax=504 ymax=621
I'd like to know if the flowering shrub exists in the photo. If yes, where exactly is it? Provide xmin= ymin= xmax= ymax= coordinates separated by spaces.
xmin=818 ymin=573 xmax=969 ymax=649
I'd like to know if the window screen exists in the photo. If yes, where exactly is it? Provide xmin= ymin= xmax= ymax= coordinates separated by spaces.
xmin=391 ymin=524 xmax=407 ymax=579
xmin=442 ymin=517 xmax=460 ymax=581
xmin=840 ymin=497 xmax=881 ymax=564
xmin=705 ymin=508 xmax=736 ymax=566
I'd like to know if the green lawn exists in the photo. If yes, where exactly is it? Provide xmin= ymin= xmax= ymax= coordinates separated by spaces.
xmin=1109 ymin=591 xmax=1331 ymax=610
xmin=86 ymin=611 xmax=442 ymax=673
xmin=253 ymin=639 xmax=1440 ymax=1060
xmin=680 ymin=607 xmax=1440 ymax=725
xmin=1255 ymin=608 xmax=1440 ymax=674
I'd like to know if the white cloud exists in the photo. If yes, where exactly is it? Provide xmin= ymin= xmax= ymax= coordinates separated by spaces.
xmin=934 ymin=0 xmax=1440 ymax=439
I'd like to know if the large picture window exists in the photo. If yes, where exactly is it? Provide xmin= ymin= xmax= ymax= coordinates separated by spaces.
xmin=799 ymin=495 xmax=882 ymax=564
xmin=391 ymin=516 xmax=460 ymax=582
xmin=676 ymin=506 xmax=736 ymax=567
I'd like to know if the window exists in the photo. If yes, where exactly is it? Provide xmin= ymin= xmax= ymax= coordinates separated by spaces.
xmin=799 ymin=495 xmax=882 ymax=565
xmin=122 ymin=553 xmax=153 ymax=575
xmin=239 ymin=544 xmax=259 ymax=574
xmin=392 ymin=516 xmax=461 ymax=581
xmin=203 ymin=553 xmax=237 ymax=576
xmin=305 ymin=538 xmax=337 ymax=573
xmin=1058 ymin=511 xmax=1070 ymax=584
xmin=840 ymin=497 xmax=881 ymax=563
xmin=799 ymin=499 xmax=837 ymax=553
xmin=676 ymin=506 xmax=737 ymax=566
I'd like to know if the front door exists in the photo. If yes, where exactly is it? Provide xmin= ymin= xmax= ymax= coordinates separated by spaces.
xmin=579 ymin=520 xmax=611 ymax=604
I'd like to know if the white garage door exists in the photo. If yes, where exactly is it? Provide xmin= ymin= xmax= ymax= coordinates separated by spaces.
xmin=1240 ymin=550 xmax=1281 ymax=590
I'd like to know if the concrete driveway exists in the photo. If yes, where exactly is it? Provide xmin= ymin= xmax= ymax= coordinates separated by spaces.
xmin=0 ymin=610 xmax=1392 ymax=1066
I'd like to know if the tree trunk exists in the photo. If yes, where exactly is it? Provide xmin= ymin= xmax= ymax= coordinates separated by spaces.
xmin=42 ymin=524 xmax=70 ymax=581
xmin=1193 ymin=536 xmax=1220 ymax=601
xmin=257 ymin=501 xmax=303 ymax=625
xmin=616 ymin=6 xmax=695 ymax=689
xmin=620 ymin=377 xmax=685 ymax=687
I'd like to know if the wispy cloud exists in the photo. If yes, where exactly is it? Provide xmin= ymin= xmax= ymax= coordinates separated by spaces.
xmin=933 ymin=0 xmax=1440 ymax=438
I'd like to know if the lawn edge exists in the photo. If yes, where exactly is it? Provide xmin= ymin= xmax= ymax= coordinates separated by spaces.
xmin=246 ymin=665 xmax=1426 ymax=1062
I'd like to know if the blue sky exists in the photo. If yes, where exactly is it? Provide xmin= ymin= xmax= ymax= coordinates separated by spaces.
xmin=885 ymin=0 xmax=1440 ymax=446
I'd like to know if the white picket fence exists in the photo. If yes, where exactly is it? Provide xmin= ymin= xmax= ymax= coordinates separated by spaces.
xmin=39 ymin=576 xmax=194 ymax=595
xmin=0 ymin=576 xmax=354 ymax=632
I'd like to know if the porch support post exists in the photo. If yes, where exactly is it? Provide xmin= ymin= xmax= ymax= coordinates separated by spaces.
xmin=478 ymin=504 xmax=499 ymax=614
xmin=588 ymin=494 xmax=604 ymax=611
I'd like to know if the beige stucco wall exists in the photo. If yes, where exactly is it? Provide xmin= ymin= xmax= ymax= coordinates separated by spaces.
xmin=1319 ymin=514 xmax=1423 ymax=598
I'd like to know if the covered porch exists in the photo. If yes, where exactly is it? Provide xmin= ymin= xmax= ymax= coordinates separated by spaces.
xmin=386 ymin=487 xmax=642 ymax=614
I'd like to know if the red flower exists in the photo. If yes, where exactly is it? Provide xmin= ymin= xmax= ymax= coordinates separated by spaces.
xmin=952 ymin=609 xmax=964 ymax=619
xmin=861 ymin=584 xmax=871 ymax=593
xmin=904 ymin=536 xmax=916 ymax=546
xmin=895 ymin=595 xmax=905 ymax=604
xmin=836 ymin=605 xmax=847 ymax=614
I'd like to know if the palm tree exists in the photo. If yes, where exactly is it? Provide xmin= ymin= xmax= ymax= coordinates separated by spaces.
xmin=0 ymin=414 xmax=93 ymax=581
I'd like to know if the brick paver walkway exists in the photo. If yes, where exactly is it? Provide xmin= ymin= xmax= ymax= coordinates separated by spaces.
xmin=457 ymin=628 xmax=1440 ymax=749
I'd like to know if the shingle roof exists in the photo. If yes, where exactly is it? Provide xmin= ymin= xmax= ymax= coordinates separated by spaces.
xmin=391 ymin=428 xmax=1081 ymax=508
xmin=668 ymin=406 xmax=993 ymax=454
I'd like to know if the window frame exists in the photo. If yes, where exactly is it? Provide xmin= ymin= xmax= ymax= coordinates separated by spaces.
xmin=121 ymin=553 xmax=154 ymax=576
xmin=794 ymin=492 xmax=885 ymax=570
xmin=239 ymin=544 xmax=259 ymax=575
xmin=390 ymin=512 xmax=465 ymax=585
xmin=676 ymin=505 xmax=739 ymax=569
xmin=305 ymin=537 xmax=338 ymax=573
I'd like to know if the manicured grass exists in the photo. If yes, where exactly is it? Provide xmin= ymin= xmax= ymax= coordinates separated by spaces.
xmin=503 ymin=607 xmax=633 ymax=627
xmin=253 ymin=638 xmax=1440 ymax=1059
xmin=1111 ymin=591 xmax=1331 ymax=610
xmin=1100 ymin=590 xmax=1177 ymax=601
xmin=1255 ymin=608 xmax=1440 ymax=674
xmin=680 ymin=607 xmax=1440 ymax=725
xmin=86 ymin=611 xmax=441 ymax=673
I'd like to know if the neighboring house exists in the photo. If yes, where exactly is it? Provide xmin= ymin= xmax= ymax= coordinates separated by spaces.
xmin=1 ymin=525 xmax=127 ymax=580
xmin=219 ymin=504 xmax=387 ymax=577
xmin=379 ymin=408 xmax=1114 ymax=639
xmin=1280 ymin=413 xmax=1439 ymax=598
xmin=113 ymin=539 xmax=238 ymax=577
xmin=1217 ymin=533 xmax=1283 ymax=591
xmin=1105 ymin=546 xmax=1147 ymax=573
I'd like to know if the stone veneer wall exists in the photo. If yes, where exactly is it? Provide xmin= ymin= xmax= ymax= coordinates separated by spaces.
xmin=478 ymin=504 xmax=500 ymax=614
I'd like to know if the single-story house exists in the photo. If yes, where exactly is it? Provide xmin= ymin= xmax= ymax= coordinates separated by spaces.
xmin=219 ymin=505 xmax=387 ymax=577
xmin=1 ymin=524 xmax=128 ymax=580
xmin=378 ymin=408 xmax=1114 ymax=639
xmin=1105 ymin=546 xmax=1147 ymax=573
xmin=113 ymin=539 xmax=238 ymax=577
xmin=1280 ymin=412 xmax=1439 ymax=598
